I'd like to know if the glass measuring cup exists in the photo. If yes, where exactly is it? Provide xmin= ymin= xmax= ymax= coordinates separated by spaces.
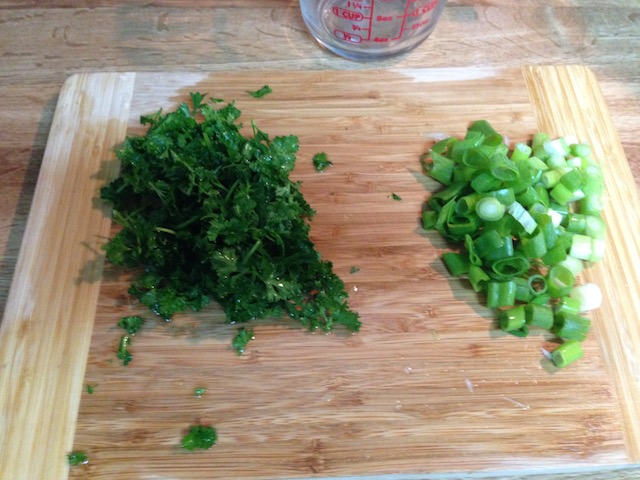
xmin=300 ymin=0 xmax=446 ymax=61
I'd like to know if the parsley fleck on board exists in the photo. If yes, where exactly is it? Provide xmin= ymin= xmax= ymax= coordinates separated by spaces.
xmin=248 ymin=85 xmax=272 ymax=98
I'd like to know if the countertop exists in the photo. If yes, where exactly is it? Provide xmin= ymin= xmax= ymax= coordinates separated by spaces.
xmin=1 ymin=2 xmax=639 ymax=479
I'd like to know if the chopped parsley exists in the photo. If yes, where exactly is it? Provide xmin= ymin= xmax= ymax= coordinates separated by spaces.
xmin=232 ymin=327 xmax=254 ymax=355
xmin=86 ymin=384 xmax=97 ymax=394
xmin=117 ymin=335 xmax=132 ymax=366
xmin=391 ymin=193 xmax=402 ymax=201
xmin=312 ymin=152 xmax=333 ymax=171
xmin=100 ymin=93 xmax=360 ymax=340
xmin=67 ymin=451 xmax=89 ymax=466
xmin=117 ymin=315 xmax=144 ymax=335
xmin=181 ymin=425 xmax=217 ymax=451
xmin=194 ymin=387 xmax=206 ymax=398
xmin=248 ymin=85 xmax=272 ymax=98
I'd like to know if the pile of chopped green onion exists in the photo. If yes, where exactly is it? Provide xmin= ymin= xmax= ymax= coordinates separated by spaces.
xmin=421 ymin=120 xmax=606 ymax=368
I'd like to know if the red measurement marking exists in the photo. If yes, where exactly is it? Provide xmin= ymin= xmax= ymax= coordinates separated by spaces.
xmin=366 ymin=0 xmax=375 ymax=41
xmin=332 ymin=6 xmax=364 ymax=21
xmin=376 ymin=15 xmax=393 ymax=22
xmin=392 ymin=0 xmax=412 ymax=40
xmin=409 ymin=0 xmax=440 ymax=17
xmin=334 ymin=30 xmax=363 ymax=43
xmin=412 ymin=18 xmax=429 ymax=29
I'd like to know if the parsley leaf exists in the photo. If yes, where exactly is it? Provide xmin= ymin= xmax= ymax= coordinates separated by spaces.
xmin=67 ymin=451 xmax=89 ymax=466
xmin=248 ymin=85 xmax=272 ymax=98
xmin=118 ymin=315 xmax=144 ymax=335
xmin=312 ymin=152 xmax=333 ymax=171
xmin=232 ymin=327 xmax=254 ymax=355
xmin=181 ymin=425 xmax=217 ymax=451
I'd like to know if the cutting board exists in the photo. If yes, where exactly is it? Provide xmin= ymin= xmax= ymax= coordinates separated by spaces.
xmin=1 ymin=66 xmax=639 ymax=480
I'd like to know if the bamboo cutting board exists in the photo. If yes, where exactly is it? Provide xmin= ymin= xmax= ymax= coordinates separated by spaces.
xmin=1 ymin=66 xmax=640 ymax=480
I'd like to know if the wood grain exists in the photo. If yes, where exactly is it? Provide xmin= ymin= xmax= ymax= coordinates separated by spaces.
xmin=0 ymin=73 xmax=136 ymax=480
xmin=523 ymin=65 xmax=640 ymax=461
xmin=0 ymin=67 xmax=634 ymax=479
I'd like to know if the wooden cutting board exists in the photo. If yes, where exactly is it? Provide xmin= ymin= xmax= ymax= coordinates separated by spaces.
xmin=1 ymin=66 xmax=639 ymax=480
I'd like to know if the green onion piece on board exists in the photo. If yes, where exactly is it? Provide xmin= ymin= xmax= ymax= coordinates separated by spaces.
xmin=514 ymin=277 xmax=533 ymax=303
xmin=468 ymin=264 xmax=490 ymax=292
xmin=475 ymin=196 xmax=506 ymax=222
xmin=551 ymin=340 xmax=584 ymax=368
xmin=490 ymin=254 xmax=530 ymax=278
xmin=553 ymin=312 xmax=591 ymax=341
xmin=442 ymin=252 xmax=470 ymax=277
xmin=555 ymin=296 xmax=581 ymax=316
xmin=524 ymin=303 xmax=554 ymax=329
xmin=527 ymin=274 xmax=548 ymax=296
xmin=547 ymin=265 xmax=576 ymax=298
xmin=499 ymin=305 xmax=526 ymax=332
xmin=486 ymin=281 xmax=517 ymax=308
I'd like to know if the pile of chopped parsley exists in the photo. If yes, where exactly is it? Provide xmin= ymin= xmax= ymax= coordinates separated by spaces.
xmin=100 ymin=93 xmax=360 ymax=335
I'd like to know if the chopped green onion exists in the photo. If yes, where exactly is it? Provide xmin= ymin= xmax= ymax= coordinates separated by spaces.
xmin=547 ymin=265 xmax=576 ymax=298
xmin=553 ymin=312 xmax=590 ymax=341
xmin=590 ymin=238 xmax=606 ymax=262
xmin=490 ymin=254 xmax=530 ymax=278
xmin=569 ymin=283 xmax=603 ymax=312
xmin=462 ymin=148 xmax=491 ymax=169
xmin=473 ymin=229 xmax=505 ymax=259
xmin=471 ymin=171 xmax=502 ymax=193
xmin=527 ymin=274 xmax=548 ymax=296
xmin=468 ymin=264 xmax=490 ymax=292
xmin=541 ymin=242 xmax=568 ymax=266
xmin=422 ymin=210 xmax=437 ymax=230
xmin=585 ymin=215 xmax=606 ymax=239
xmin=486 ymin=188 xmax=516 ymax=206
xmin=520 ymin=230 xmax=547 ymax=258
xmin=499 ymin=305 xmax=526 ymax=332
xmin=475 ymin=196 xmax=506 ymax=222
xmin=422 ymin=151 xmax=454 ymax=185
xmin=559 ymin=168 xmax=584 ymax=192
xmin=508 ymin=201 xmax=537 ymax=234
xmin=544 ymin=138 xmax=570 ymax=157
xmin=570 ymin=143 xmax=591 ymax=158
xmin=532 ymin=132 xmax=549 ymax=151
xmin=514 ymin=277 xmax=533 ymax=302
xmin=442 ymin=252 xmax=470 ymax=277
xmin=456 ymin=193 xmax=482 ymax=215
xmin=491 ymin=155 xmax=520 ymax=182
xmin=569 ymin=234 xmax=593 ymax=260
xmin=565 ymin=213 xmax=587 ymax=234
xmin=525 ymin=303 xmax=554 ymax=329
xmin=510 ymin=143 xmax=532 ymax=162
xmin=555 ymin=296 xmax=581 ymax=316
xmin=420 ymin=122 xmax=606 ymax=367
xmin=550 ymin=182 xmax=575 ymax=205
xmin=515 ymin=186 xmax=540 ymax=208
xmin=484 ymin=236 xmax=514 ymax=261
xmin=551 ymin=340 xmax=584 ymax=368
xmin=557 ymin=255 xmax=585 ymax=276
xmin=486 ymin=281 xmax=517 ymax=308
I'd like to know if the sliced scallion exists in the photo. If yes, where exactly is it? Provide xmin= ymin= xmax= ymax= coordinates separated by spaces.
xmin=421 ymin=122 xmax=606 ymax=367
xmin=551 ymin=340 xmax=584 ymax=368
